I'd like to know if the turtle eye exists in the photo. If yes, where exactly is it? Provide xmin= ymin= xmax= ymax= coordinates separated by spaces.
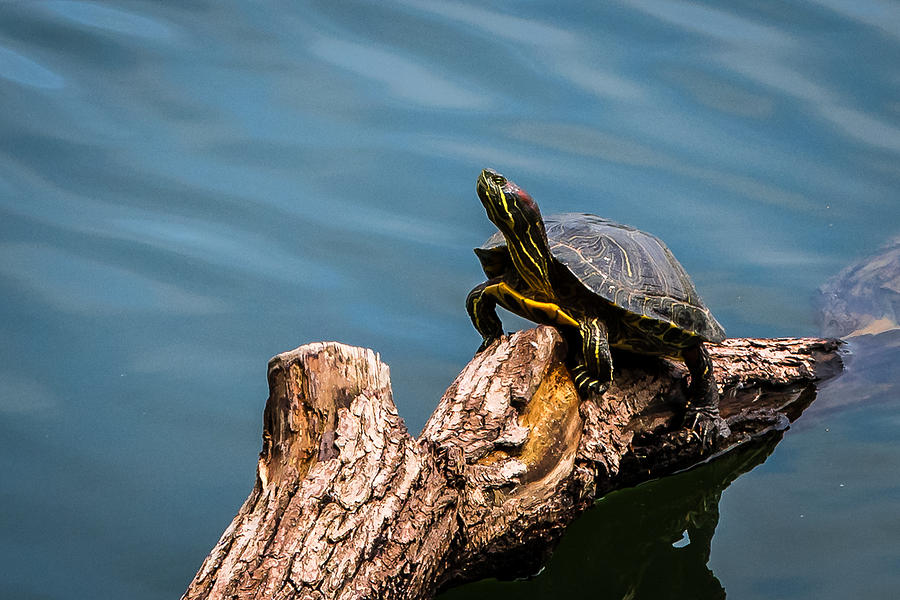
xmin=491 ymin=174 xmax=507 ymax=186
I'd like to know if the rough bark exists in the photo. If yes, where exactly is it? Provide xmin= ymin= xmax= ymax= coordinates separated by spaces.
xmin=182 ymin=327 xmax=842 ymax=600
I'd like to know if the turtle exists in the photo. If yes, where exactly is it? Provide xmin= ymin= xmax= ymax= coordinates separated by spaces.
xmin=467 ymin=168 xmax=730 ymax=441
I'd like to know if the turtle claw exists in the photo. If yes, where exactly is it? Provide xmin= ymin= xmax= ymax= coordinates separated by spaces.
xmin=578 ymin=380 xmax=608 ymax=398
xmin=683 ymin=406 xmax=731 ymax=448
xmin=591 ymin=380 xmax=609 ymax=395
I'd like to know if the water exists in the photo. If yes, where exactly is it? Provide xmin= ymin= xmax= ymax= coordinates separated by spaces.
xmin=0 ymin=1 xmax=898 ymax=598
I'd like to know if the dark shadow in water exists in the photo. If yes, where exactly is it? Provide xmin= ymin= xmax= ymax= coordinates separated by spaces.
xmin=441 ymin=432 xmax=784 ymax=600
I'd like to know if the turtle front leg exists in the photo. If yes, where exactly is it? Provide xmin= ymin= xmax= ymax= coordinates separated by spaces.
xmin=571 ymin=317 xmax=614 ymax=397
xmin=682 ymin=343 xmax=731 ymax=444
xmin=466 ymin=279 xmax=504 ymax=352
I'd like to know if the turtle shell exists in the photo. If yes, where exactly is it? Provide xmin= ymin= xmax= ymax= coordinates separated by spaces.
xmin=479 ymin=213 xmax=725 ymax=343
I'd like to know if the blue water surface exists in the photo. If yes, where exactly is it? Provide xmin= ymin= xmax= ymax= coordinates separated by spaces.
xmin=1 ymin=1 xmax=898 ymax=598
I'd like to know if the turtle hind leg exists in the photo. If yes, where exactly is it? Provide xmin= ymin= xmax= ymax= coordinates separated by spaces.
xmin=682 ymin=343 xmax=731 ymax=444
xmin=569 ymin=317 xmax=613 ymax=397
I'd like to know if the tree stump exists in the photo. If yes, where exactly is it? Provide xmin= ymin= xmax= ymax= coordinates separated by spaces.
xmin=182 ymin=326 xmax=842 ymax=600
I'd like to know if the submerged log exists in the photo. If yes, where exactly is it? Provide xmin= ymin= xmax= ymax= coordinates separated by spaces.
xmin=182 ymin=327 xmax=842 ymax=600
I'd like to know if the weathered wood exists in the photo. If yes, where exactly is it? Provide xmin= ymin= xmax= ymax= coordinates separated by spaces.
xmin=182 ymin=328 xmax=842 ymax=600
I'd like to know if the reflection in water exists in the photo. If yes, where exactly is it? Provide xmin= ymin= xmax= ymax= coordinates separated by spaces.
xmin=442 ymin=434 xmax=783 ymax=600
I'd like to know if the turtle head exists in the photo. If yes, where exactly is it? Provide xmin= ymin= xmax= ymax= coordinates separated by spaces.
xmin=476 ymin=169 xmax=553 ymax=293
xmin=477 ymin=168 xmax=543 ymax=233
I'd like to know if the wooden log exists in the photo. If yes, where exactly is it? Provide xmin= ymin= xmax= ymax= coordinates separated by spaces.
xmin=182 ymin=327 xmax=842 ymax=600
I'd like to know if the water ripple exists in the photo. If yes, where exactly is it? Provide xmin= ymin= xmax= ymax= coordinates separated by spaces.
xmin=0 ymin=374 xmax=57 ymax=416
xmin=0 ymin=46 xmax=64 ymax=89
xmin=309 ymin=35 xmax=490 ymax=110
xmin=110 ymin=216 xmax=345 ymax=289
xmin=552 ymin=62 xmax=647 ymax=102
xmin=663 ymin=67 xmax=775 ymax=119
xmin=502 ymin=121 xmax=817 ymax=211
xmin=720 ymin=51 xmax=837 ymax=104
xmin=721 ymin=51 xmax=900 ymax=154
xmin=810 ymin=0 xmax=900 ymax=40
xmin=399 ymin=0 xmax=577 ymax=48
xmin=820 ymin=105 xmax=900 ymax=153
xmin=0 ymin=242 xmax=227 ymax=315
xmin=402 ymin=0 xmax=645 ymax=103
xmin=622 ymin=0 xmax=795 ymax=48
xmin=42 ymin=1 xmax=172 ymax=40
